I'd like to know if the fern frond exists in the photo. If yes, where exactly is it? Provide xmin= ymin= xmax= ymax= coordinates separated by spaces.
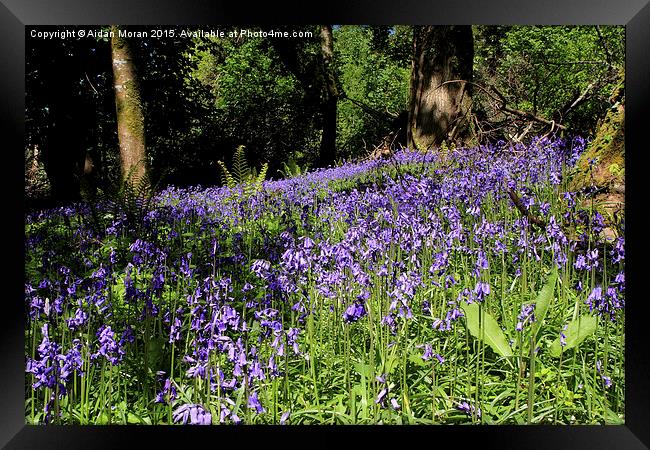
xmin=219 ymin=146 xmax=267 ymax=195
xmin=217 ymin=160 xmax=236 ymax=188
xmin=233 ymin=145 xmax=249 ymax=184
xmin=256 ymin=163 xmax=268 ymax=186
xmin=279 ymin=159 xmax=309 ymax=179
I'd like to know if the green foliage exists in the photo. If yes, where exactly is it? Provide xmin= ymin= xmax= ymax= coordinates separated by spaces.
xmin=549 ymin=314 xmax=598 ymax=357
xmin=531 ymin=268 xmax=558 ymax=340
xmin=367 ymin=25 xmax=413 ymax=66
xmin=460 ymin=302 xmax=513 ymax=358
xmin=334 ymin=26 xmax=410 ymax=159
xmin=279 ymin=158 xmax=311 ymax=178
xmin=217 ymin=145 xmax=268 ymax=193
xmin=93 ymin=163 xmax=157 ymax=237
xmin=474 ymin=25 xmax=625 ymax=137
xmin=194 ymin=32 xmax=321 ymax=172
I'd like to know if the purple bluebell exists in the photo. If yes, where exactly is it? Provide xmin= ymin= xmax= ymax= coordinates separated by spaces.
xmin=456 ymin=401 xmax=481 ymax=418
xmin=173 ymin=403 xmax=212 ymax=425
xmin=516 ymin=303 xmax=536 ymax=331
xmin=248 ymin=391 xmax=266 ymax=414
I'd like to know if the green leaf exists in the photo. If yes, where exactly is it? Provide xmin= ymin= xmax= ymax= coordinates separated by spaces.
xmin=233 ymin=385 xmax=246 ymax=414
xmin=408 ymin=353 xmax=427 ymax=367
xmin=127 ymin=412 xmax=145 ymax=424
xmin=549 ymin=314 xmax=598 ymax=357
xmin=603 ymin=404 xmax=624 ymax=425
xmin=147 ymin=336 xmax=166 ymax=369
xmin=353 ymin=361 xmax=373 ymax=379
xmin=233 ymin=145 xmax=249 ymax=184
xmin=460 ymin=302 xmax=513 ymax=357
xmin=384 ymin=354 xmax=400 ymax=375
xmin=532 ymin=268 xmax=558 ymax=338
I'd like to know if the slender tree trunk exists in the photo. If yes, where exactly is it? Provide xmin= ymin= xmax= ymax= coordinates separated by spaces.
xmin=407 ymin=26 xmax=474 ymax=150
xmin=318 ymin=25 xmax=338 ymax=167
xmin=111 ymin=25 xmax=147 ymax=186
xmin=269 ymin=26 xmax=340 ymax=168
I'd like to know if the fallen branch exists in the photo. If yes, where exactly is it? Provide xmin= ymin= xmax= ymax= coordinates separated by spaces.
xmin=512 ymin=121 xmax=534 ymax=143
xmin=501 ymin=104 xmax=566 ymax=131
xmin=341 ymin=93 xmax=398 ymax=122
xmin=437 ymin=79 xmax=568 ymax=132
xmin=507 ymin=188 xmax=547 ymax=230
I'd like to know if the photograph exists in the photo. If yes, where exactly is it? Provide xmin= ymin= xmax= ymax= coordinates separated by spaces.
xmin=23 ymin=23 xmax=629 ymax=427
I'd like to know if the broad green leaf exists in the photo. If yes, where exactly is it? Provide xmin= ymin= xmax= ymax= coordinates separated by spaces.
xmin=460 ymin=302 xmax=513 ymax=357
xmin=352 ymin=361 xmax=373 ymax=379
xmin=408 ymin=353 xmax=428 ymax=367
xmin=384 ymin=355 xmax=400 ymax=375
xmin=532 ymin=268 xmax=558 ymax=338
xmin=603 ymin=404 xmax=624 ymax=425
xmin=549 ymin=314 xmax=598 ymax=357
xmin=127 ymin=412 xmax=145 ymax=424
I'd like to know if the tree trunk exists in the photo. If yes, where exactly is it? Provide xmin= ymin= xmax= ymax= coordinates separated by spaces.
xmin=407 ymin=26 xmax=474 ymax=150
xmin=268 ymin=26 xmax=340 ymax=168
xmin=111 ymin=25 xmax=147 ymax=186
xmin=318 ymin=25 xmax=338 ymax=167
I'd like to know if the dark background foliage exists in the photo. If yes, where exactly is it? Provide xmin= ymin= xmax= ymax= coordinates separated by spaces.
xmin=25 ymin=25 xmax=625 ymax=207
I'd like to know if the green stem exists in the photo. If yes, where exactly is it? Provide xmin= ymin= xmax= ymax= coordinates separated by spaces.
xmin=527 ymin=334 xmax=536 ymax=423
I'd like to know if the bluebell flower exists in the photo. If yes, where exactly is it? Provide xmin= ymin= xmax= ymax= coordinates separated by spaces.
xmin=456 ymin=401 xmax=481 ymax=418
xmin=342 ymin=301 xmax=366 ymax=323
xmin=173 ymin=403 xmax=212 ymax=425
xmin=248 ymin=391 xmax=266 ymax=414
xmin=516 ymin=303 xmax=536 ymax=332
xmin=91 ymin=325 xmax=125 ymax=366
xmin=473 ymin=281 xmax=491 ymax=302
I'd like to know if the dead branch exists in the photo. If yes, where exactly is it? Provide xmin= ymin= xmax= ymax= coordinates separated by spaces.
xmin=500 ymin=104 xmax=566 ymax=131
xmin=341 ymin=93 xmax=398 ymax=122
xmin=437 ymin=79 xmax=568 ymax=132
xmin=595 ymin=26 xmax=615 ymax=72
xmin=85 ymin=72 xmax=99 ymax=95
xmin=512 ymin=121 xmax=534 ymax=143
xmin=507 ymin=188 xmax=546 ymax=230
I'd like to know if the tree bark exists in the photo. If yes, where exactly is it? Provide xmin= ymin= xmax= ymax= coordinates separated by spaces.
xmin=407 ymin=26 xmax=474 ymax=150
xmin=269 ymin=26 xmax=340 ymax=168
xmin=111 ymin=25 xmax=147 ymax=186
xmin=318 ymin=25 xmax=338 ymax=167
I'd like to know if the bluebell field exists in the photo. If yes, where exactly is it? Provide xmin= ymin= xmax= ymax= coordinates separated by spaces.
xmin=25 ymin=136 xmax=624 ymax=425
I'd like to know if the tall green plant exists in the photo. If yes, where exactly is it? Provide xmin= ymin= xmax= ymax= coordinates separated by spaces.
xmin=217 ymin=145 xmax=268 ymax=195
xmin=279 ymin=158 xmax=310 ymax=178
xmin=87 ymin=162 xmax=158 ymax=238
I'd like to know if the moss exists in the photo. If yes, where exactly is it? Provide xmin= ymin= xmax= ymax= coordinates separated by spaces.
xmin=571 ymin=101 xmax=624 ymax=191
xmin=569 ymin=76 xmax=625 ymax=240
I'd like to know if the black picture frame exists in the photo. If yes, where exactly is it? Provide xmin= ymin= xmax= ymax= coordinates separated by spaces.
xmin=2 ymin=0 xmax=648 ymax=448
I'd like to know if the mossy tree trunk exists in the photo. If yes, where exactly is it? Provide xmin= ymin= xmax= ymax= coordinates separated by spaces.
xmin=111 ymin=25 xmax=148 ymax=186
xmin=570 ymin=73 xmax=625 ymax=239
xmin=407 ymin=26 xmax=474 ymax=150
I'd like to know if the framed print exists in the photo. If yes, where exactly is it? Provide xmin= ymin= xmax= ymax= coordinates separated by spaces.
xmin=2 ymin=0 xmax=649 ymax=448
